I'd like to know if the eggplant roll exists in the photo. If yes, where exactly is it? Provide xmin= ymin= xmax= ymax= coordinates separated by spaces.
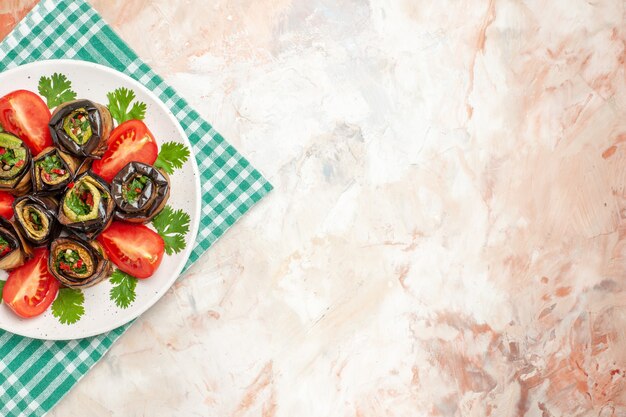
xmin=0 ymin=133 xmax=32 ymax=196
xmin=31 ymin=147 xmax=77 ymax=193
xmin=49 ymin=100 xmax=113 ymax=158
xmin=111 ymin=162 xmax=170 ymax=223
xmin=0 ymin=217 xmax=32 ymax=270
xmin=58 ymin=172 xmax=115 ymax=240
xmin=13 ymin=194 xmax=60 ymax=246
xmin=49 ymin=236 xmax=111 ymax=289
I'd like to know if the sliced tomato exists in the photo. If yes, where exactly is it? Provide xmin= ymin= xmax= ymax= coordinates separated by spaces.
xmin=97 ymin=221 xmax=164 ymax=279
xmin=92 ymin=120 xmax=158 ymax=182
xmin=0 ymin=192 xmax=14 ymax=219
xmin=0 ymin=90 xmax=52 ymax=155
xmin=2 ymin=248 xmax=59 ymax=318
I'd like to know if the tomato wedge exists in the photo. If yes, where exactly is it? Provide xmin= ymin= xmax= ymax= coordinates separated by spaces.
xmin=97 ymin=221 xmax=164 ymax=279
xmin=92 ymin=120 xmax=158 ymax=182
xmin=0 ymin=90 xmax=52 ymax=155
xmin=2 ymin=248 xmax=59 ymax=318
xmin=0 ymin=192 xmax=14 ymax=219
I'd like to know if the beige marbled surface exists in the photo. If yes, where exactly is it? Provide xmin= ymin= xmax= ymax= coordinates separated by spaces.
xmin=4 ymin=0 xmax=626 ymax=416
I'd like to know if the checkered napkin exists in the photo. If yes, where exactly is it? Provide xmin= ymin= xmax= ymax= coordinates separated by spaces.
xmin=0 ymin=1 xmax=272 ymax=415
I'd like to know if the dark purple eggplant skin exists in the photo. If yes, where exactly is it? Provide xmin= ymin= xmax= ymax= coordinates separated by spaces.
xmin=0 ymin=216 xmax=32 ymax=269
xmin=48 ymin=236 xmax=111 ymax=289
xmin=12 ymin=194 xmax=61 ymax=246
xmin=0 ymin=217 xmax=21 ymax=254
xmin=49 ymin=100 xmax=112 ymax=158
xmin=57 ymin=171 xmax=115 ymax=240
xmin=0 ymin=136 xmax=32 ymax=196
xmin=111 ymin=162 xmax=170 ymax=223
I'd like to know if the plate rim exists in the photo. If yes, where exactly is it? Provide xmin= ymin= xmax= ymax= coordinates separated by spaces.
xmin=0 ymin=58 xmax=202 ymax=340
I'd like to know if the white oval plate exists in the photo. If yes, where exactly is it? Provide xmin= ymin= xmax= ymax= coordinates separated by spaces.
xmin=0 ymin=60 xmax=201 ymax=340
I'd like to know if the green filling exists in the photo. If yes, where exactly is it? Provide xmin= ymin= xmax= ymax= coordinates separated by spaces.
xmin=63 ymin=109 xmax=92 ymax=145
xmin=0 ymin=148 xmax=20 ymax=166
xmin=55 ymin=249 xmax=88 ymax=274
xmin=28 ymin=209 xmax=43 ymax=231
xmin=62 ymin=179 xmax=102 ymax=222
xmin=0 ymin=146 xmax=26 ymax=178
xmin=37 ymin=154 xmax=70 ymax=186
xmin=0 ymin=235 xmax=10 ymax=256
xmin=40 ymin=155 xmax=61 ymax=172
xmin=123 ymin=175 xmax=149 ymax=204
xmin=65 ymin=187 xmax=92 ymax=216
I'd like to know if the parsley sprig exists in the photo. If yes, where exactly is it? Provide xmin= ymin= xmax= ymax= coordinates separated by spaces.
xmin=106 ymin=87 xmax=147 ymax=124
xmin=152 ymin=205 xmax=190 ymax=255
xmin=154 ymin=142 xmax=190 ymax=175
xmin=38 ymin=73 xmax=77 ymax=108
xmin=109 ymin=269 xmax=138 ymax=309
xmin=0 ymin=280 xmax=4 ymax=303
xmin=51 ymin=288 xmax=85 ymax=325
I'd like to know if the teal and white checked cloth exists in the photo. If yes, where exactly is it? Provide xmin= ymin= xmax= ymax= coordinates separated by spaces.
xmin=0 ymin=0 xmax=272 ymax=416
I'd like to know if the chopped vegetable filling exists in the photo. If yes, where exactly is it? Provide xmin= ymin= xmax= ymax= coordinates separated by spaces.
xmin=38 ymin=154 xmax=66 ymax=182
xmin=123 ymin=175 xmax=149 ymax=204
xmin=55 ymin=249 xmax=87 ymax=274
xmin=63 ymin=109 xmax=92 ymax=145
xmin=0 ymin=235 xmax=11 ymax=257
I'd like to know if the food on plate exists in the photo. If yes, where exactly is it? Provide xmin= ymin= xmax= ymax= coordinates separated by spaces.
xmin=0 ymin=73 xmax=191 ymax=324
xmin=57 ymin=171 xmax=115 ymax=240
xmin=49 ymin=236 xmax=111 ymax=289
xmin=2 ymin=248 xmax=59 ymax=318
xmin=92 ymin=120 xmax=158 ymax=182
xmin=31 ymin=146 xmax=77 ymax=192
xmin=0 ymin=90 xmax=53 ymax=155
xmin=111 ymin=162 xmax=170 ymax=223
xmin=0 ymin=133 xmax=32 ymax=196
xmin=13 ymin=194 xmax=60 ymax=246
xmin=0 ymin=192 xmax=15 ymax=219
xmin=97 ymin=221 xmax=164 ymax=279
xmin=0 ymin=216 xmax=32 ymax=270
xmin=49 ymin=100 xmax=113 ymax=158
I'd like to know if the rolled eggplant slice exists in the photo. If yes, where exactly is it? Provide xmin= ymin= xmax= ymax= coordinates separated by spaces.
xmin=0 ymin=217 xmax=32 ymax=270
xmin=49 ymin=100 xmax=113 ymax=158
xmin=111 ymin=162 xmax=170 ymax=223
xmin=58 ymin=172 xmax=115 ymax=240
xmin=0 ymin=133 xmax=32 ymax=196
xmin=13 ymin=194 xmax=60 ymax=246
xmin=31 ymin=147 xmax=77 ymax=193
xmin=49 ymin=237 xmax=111 ymax=289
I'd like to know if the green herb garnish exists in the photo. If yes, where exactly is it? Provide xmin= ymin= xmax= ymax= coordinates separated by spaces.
xmin=0 ymin=147 xmax=20 ymax=167
xmin=54 ymin=248 xmax=87 ymax=274
xmin=109 ymin=269 xmax=138 ymax=309
xmin=106 ymin=87 xmax=147 ymax=124
xmin=151 ymin=205 xmax=190 ymax=255
xmin=40 ymin=155 xmax=62 ymax=173
xmin=28 ymin=209 xmax=43 ymax=231
xmin=51 ymin=288 xmax=85 ymax=325
xmin=0 ymin=235 xmax=11 ymax=257
xmin=65 ymin=188 xmax=91 ymax=216
xmin=63 ymin=109 xmax=92 ymax=145
xmin=154 ymin=142 xmax=190 ymax=175
xmin=39 ymin=154 xmax=66 ymax=181
xmin=38 ymin=73 xmax=77 ymax=108
xmin=123 ymin=175 xmax=148 ymax=204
